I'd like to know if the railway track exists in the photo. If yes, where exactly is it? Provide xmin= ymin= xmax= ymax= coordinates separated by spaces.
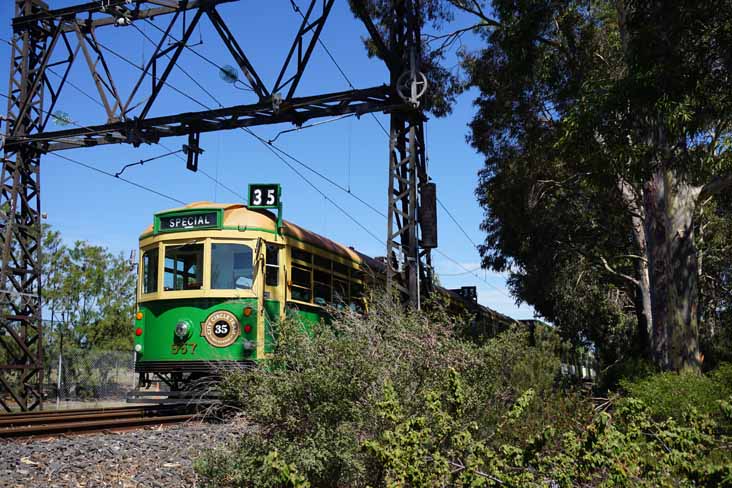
xmin=0 ymin=405 xmax=196 ymax=439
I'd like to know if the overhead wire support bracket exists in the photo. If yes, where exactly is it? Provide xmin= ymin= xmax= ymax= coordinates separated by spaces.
xmin=183 ymin=132 xmax=203 ymax=172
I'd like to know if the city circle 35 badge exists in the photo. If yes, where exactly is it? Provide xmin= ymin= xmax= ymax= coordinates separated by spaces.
xmin=200 ymin=310 xmax=240 ymax=347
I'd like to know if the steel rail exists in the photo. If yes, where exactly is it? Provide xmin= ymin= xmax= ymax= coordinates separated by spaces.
xmin=0 ymin=404 xmax=195 ymax=438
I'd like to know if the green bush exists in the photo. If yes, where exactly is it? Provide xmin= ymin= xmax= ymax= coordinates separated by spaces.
xmin=195 ymin=295 xmax=565 ymax=487
xmin=195 ymin=297 xmax=732 ymax=487
xmin=621 ymin=366 xmax=732 ymax=423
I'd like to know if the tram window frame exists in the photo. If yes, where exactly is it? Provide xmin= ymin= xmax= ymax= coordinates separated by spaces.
xmin=265 ymin=244 xmax=280 ymax=287
xmin=163 ymin=243 xmax=204 ymax=291
xmin=210 ymin=243 xmax=254 ymax=290
xmin=142 ymin=247 xmax=158 ymax=294
xmin=291 ymin=263 xmax=312 ymax=303
xmin=291 ymin=248 xmax=311 ymax=264
xmin=333 ymin=278 xmax=348 ymax=303
xmin=313 ymin=269 xmax=332 ymax=305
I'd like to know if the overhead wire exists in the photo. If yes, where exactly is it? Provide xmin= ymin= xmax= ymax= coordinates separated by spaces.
xmin=285 ymin=2 xmax=512 ymax=301
xmin=114 ymin=149 xmax=184 ymax=177
xmin=5 ymin=14 xmax=511 ymax=302
xmin=3 ymin=31 xmax=248 ymax=201
xmin=287 ymin=0 xmax=391 ymax=137
xmin=134 ymin=18 xmax=387 ymax=220
xmin=51 ymin=153 xmax=185 ymax=205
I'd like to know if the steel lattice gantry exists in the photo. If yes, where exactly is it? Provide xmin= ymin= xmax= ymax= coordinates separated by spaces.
xmin=0 ymin=0 xmax=435 ymax=411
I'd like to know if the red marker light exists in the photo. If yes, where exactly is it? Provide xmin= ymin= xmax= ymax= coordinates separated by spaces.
xmin=135 ymin=328 xmax=143 ymax=336
xmin=244 ymin=324 xmax=252 ymax=333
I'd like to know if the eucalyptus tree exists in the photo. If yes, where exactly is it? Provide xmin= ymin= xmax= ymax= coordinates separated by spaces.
xmin=456 ymin=0 xmax=732 ymax=371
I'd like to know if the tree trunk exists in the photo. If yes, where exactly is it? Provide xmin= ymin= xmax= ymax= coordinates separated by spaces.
xmin=618 ymin=178 xmax=653 ymax=357
xmin=643 ymin=170 xmax=701 ymax=371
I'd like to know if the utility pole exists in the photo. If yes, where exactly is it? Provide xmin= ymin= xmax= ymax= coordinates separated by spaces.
xmin=0 ymin=0 xmax=436 ymax=411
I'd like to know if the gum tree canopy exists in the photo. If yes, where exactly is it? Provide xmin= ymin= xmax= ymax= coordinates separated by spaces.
xmin=461 ymin=1 xmax=732 ymax=371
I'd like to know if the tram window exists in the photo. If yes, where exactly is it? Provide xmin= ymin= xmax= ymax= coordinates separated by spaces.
xmin=313 ymin=269 xmax=331 ymax=305
xmin=291 ymin=286 xmax=311 ymax=302
xmin=142 ymin=248 xmax=158 ymax=294
xmin=292 ymin=266 xmax=311 ymax=288
xmin=291 ymin=265 xmax=311 ymax=302
xmin=333 ymin=279 xmax=348 ymax=303
xmin=265 ymin=244 xmax=279 ymax=287
xmin=333 ymin=262 xmax=349 ymax=277
xmin=314 ymin=255 xmax=331 ymax=270
xmin=164 ymin=244 xmax=203 ymax=291
xmin=211 ymin=244 xmax=253 ymax=290
xmin=291 ymin=248 xmax=311 ymax=264
xmin=350 ymin=282 xmax=364 ymax=300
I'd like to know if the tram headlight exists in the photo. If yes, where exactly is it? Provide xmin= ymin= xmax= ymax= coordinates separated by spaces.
xmin=134 ymin=344 xmax=142 ymax=353
xmin=175 ymin=320 xmax=191 ymax=339
xmin=243 ymin=340 xmax=256 ymax=351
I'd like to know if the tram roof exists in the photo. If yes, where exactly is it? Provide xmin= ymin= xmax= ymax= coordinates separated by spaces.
xmin=142 ymin=201 xmax=365 ymax=264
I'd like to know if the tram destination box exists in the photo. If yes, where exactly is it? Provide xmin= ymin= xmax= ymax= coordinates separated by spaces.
xmin=154 ymin=209 xmax=222 ymax=234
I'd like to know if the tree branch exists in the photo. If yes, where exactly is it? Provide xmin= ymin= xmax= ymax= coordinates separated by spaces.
xmin=699 ymin=173 xmax=732 ymax=200
xmin=599 ymin=256 xmax=639 ymax=287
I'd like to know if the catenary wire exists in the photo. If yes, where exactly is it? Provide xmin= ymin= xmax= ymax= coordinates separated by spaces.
xmin=114 ymin=149 xmax=184 ymax=177
xmin=133 ymin=20 xmax=387 ymax=219
xmin=284 ymin=4 xmax=511 ymax=299
xmin=6 ymin=18 xmax=507 ymax=300
xmin=434 ymin=248 xmax=513 ymax=299
xmin=51 ymin=152 xmax=185 ymax=205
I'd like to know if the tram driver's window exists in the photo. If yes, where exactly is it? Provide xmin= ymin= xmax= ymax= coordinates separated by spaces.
xmin=211 ymin=244 xmax=253 ymax=290
xmin=142 ymin=248 xmax=158 ymax=294
xmin=265 ymin=244 xmax=279 ymax=286
xmin=164 ymin=243 xmax=203 ymax=290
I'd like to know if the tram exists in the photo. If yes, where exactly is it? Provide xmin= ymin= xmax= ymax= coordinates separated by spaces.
xmin=132 ymin=199 xmax=374 ymax=392
xmin=132 ymin=187 xmax=516 ymax=395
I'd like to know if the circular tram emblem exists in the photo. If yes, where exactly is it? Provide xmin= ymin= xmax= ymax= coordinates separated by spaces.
xmin=200 ymin=310 xmax=241 ymax=348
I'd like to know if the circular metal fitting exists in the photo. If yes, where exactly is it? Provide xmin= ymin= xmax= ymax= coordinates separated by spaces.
xmin=175 ymin=320 xmax=191 ymax=339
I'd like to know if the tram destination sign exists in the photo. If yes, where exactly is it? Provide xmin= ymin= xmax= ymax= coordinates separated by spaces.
xmin=154 ymin=209 xmax=222 ymax=234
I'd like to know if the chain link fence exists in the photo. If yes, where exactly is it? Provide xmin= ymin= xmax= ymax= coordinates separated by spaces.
xmin=41 ymin=321 xmax=136 ymax=408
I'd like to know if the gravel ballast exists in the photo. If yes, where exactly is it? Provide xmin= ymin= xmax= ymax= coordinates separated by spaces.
xmin=0 ymin=419 xmax=245 ymax=487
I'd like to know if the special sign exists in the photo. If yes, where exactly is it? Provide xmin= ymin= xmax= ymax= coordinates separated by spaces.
xmin=200 ymin=310 xmax=241 ymax=348
xmin=159 ymin=211 xmax=218 ymax=231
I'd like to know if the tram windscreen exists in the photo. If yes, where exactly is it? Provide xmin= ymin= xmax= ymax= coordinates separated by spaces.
xmin=211 ymin=244 xmax=253 ymax=290
xmin=164 ymin=243 xmax=204 ymax=290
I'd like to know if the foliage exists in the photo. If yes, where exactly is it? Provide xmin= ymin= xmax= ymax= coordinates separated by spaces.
xmin=437 ymin=0 xmax=732 ymax=371
xmin=195 ymin=295 xmax=565 ymax=487
xmin=368 ymin=383 xmax=732 ymax=487
xmin=196 ymin=296 xmax=732 ymax=486
xmin=621 ymin=365 xmax=732 ymax=424
xmin=43 ymin=226 xmax=136 ymax=351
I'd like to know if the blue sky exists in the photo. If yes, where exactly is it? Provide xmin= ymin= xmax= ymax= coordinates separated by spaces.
xmin=0 ymin=1 xmax=534 ymax=319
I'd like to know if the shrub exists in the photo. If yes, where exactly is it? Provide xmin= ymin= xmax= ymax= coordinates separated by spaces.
xmin=195 ymin=295 xmax=732 ymax=486
xmin=195 ymin=295 xmax=566 ymax=487
xmin=621 ymin=367 xmax=732 ymax=423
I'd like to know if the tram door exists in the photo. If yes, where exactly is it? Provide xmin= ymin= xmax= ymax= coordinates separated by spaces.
xmin=256 ymin=240 xmax=284 ymax=357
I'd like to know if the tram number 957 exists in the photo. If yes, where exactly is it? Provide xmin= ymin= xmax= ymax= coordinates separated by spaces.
xmin=171 ymin=343 xmax=197 ymax=355
xmin=248 ymin=184 xmax=280 ymax=208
